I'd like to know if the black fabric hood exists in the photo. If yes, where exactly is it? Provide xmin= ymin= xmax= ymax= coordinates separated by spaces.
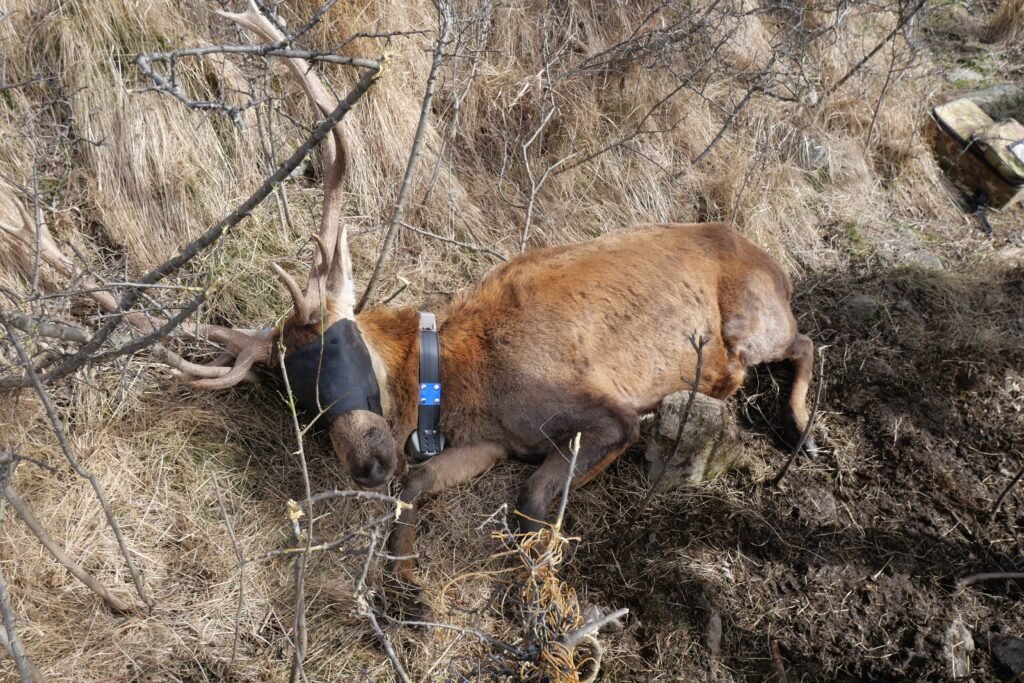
xmin=282 ymin=319 xmax=383 ymax=419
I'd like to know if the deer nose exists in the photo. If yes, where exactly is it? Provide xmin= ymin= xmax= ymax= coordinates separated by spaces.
xmin=353 ymin=458 xmax=390 ymax=489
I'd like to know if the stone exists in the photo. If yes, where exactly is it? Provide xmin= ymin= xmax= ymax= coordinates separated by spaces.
xmin=993 ymin=247 xmax=1024 ymax=272
xmin=645 ymin=392 xmax=739 ymax=490
xmin=963 ymin=84 xmax=1024 ymax=121
xmin=804 ymin=488 xmax=837 ymax=523
xmin=945 ymin=619 xmax=974 ymax=679
xmin=992 ymin=636 xmax=1024 ymax=676
xmin=838 ymin=294 xmax=880 ymax=325
xmin=795 ymin=133 xmax=831 ymax=172
xmin=898 ymin=248 xmax=944 ymax=271
xmin=948 ymin=67 xmax=987 ymax=86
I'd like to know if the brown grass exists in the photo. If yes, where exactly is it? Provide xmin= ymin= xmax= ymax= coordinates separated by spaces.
xmin=1 ymin=0 xmax=1021 ymax=680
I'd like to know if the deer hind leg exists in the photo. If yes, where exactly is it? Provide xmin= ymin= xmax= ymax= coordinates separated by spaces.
xmin=782 ymin=333 xmax=817 ymax=456
xmin=514 ymin=403 xmax=640 ymax=534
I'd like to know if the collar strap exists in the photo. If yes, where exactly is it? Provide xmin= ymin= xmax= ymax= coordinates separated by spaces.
xmin=282 ymin=319 xmax=383 ymax=420
xmin=406 ymin=311 xmax=444 ymax=462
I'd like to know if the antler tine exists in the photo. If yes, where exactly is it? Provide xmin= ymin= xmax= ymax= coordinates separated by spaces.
xmin=188 ymin=333 xmax=274 ymax=389
xmin=1 ymin=193 xmax=271 ymax=388
xmin=272 ymin=262 xmax=312 ymax=324
xmin=217 ymin=0 xmax=355 ymax=321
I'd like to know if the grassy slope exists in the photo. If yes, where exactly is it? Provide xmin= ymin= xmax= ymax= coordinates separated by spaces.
xmin=1 ymin=0 xmax=1022 ymax=679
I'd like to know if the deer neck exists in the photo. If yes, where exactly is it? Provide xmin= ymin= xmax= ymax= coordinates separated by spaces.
xmin=354 ymin=307 xmax=420 ymax=439
xmin=355 ymin=304 xmax=487 ymax=446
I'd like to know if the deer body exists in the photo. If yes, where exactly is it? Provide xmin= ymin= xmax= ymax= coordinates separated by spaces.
xmin=339 ymin=223 xmax=815 ymax=583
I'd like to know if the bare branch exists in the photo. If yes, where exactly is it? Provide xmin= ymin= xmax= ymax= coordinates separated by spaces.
xmin=399 ymin=221 xmax=507 ymax=261
xmin=4 ymin=487 xmax=134 ymax=614
xmin=990 ymin=456 xmax=1024 ymax=517
xmin=0 ymin=558 xmax=34 ymax=682
xmin=0 ymin=312 xmax=153 ymax=609
xmin=772 ymin=350 xmax=826 ymax=487
xmin=357 ymin=0 xmax=454 ymax=312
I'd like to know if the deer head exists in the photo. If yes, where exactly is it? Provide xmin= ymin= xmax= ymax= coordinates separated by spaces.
xmin=1 ymin=2 xmax=396 ymax=487
xmin=218 ymin=2 xmax=398 ymax=487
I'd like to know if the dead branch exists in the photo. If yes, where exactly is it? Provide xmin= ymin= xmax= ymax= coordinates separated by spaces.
xmin=399 ymin=221 xmax=507 ymax=261
xmin=4 ymin=312 xmax=90 ymax=344
xmin=357 ymin=0 xmax=454 ymax=312
xmin=625 ymin=332 xmax=708 ymax=537
xmin=772 ymin=350 xmax=826 ymax=487
xmin=0 ymin=312 xmax=153 ymax=609
xmin=355 ymin=529 xmax=411 ymax=683
xmin=0 ymin=558 xmax=34 ymax=682
xmin=4 ymin=487 xmax=134 ymax=614
xmin=990 ymin=456 xmax=1024 ymax=517
xmin=560 ymin=607 xmax=629 ymax=650
xmin=824 ymin=0 xmax=929 ymax=97
xmin=277 ymin=340 xmax=314 ymax=683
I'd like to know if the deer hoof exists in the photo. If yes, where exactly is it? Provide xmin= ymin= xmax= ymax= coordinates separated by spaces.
xmin=382 ymin=576 xmax=434 ymax=625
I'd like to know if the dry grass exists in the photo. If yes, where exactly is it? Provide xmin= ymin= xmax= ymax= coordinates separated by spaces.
xmin=2 ymin=0 xmax=1023 ymax=680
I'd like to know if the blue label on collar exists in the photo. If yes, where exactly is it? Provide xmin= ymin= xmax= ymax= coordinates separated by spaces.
xmin=418 ymin=382 xmax=442 ymax=405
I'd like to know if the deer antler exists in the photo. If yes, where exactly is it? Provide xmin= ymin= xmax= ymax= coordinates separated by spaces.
xmin=217 ymin=0 xmax=357 ymax=323
xmin=0 ymin=193 xmax=271 ymax=385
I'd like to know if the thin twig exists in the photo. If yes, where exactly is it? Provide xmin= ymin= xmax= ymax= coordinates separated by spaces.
xmin=625 ymin=333 xmax=708 ymax=538
xmin=399 ymin=221 xmax=507 ymax=261
xmin=356 ymin=529 xmax=411 ymax=683
xmin=990 ymin=457 xmax=1024 ymax=517
xmin=0 ymin=488 xmax=34 ymax=682
xmin=824 ymin=0 xmax=928 ymax=97
xmin=277 ymin=338 xmax=314 ymax=683
xmin=4 ymin=487 xmax=134 ymax=614
xmin=357 ymin=0 xmax=453 ymax=312
xmin=0 ymin=313 xmax=152 ymax=609
xmin=561 ymin=607 xmax=629 ymax=649
xmin=554 ymin=433 xmax=583 ymax=532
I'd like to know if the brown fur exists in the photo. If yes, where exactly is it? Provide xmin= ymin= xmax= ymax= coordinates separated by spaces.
xmin=280 ymin=222 xmax=816 ymax=579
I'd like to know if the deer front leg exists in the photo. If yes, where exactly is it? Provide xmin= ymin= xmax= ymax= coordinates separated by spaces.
xmin=387 ymin=441 xmax=507 ymax=586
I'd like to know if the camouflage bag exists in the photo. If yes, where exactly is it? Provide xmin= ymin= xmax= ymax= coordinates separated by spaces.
xmin=931 ymin=97 xmax=1024 ymax=210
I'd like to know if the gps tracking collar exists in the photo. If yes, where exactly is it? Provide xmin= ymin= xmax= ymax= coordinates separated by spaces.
xmin=283 ymin=319 xmax=382 ymax=419
xmin=405 ymin=312 xmax=445 ymax=462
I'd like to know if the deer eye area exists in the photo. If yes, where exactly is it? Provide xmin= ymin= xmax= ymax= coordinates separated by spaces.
xmin=282 ymin=319 xmax=382 ymax=419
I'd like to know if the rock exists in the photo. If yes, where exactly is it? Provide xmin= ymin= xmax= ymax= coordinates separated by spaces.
xmin=945 ymin=619 xmax=974 ymax=679
xmin=863 ymin=357 xmax=895 ymax=381
xmin=804 ymin=488 xmax=837 ymax=523
xmin=993 ymin=247 xmax=1024 ymax=272
xmin=992 ymin=635 xmax=1024 ymax=677
xmin=898 ymin=248 xmax=944 ymax=270
xmin=963 ymin=84 xmax=1024 ymax=121
xmin=948 ymin=67 xmax=987 ymax=86
xmin=645 ymin=392 xmax=739 ymax=490
xmin=838 ymin=294 xmax=880 ymax=325
xmin=795 ymin=133 xmax=831 ymax=172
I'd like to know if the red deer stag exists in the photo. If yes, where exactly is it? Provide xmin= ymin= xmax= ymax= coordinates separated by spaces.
xmin=1 ymin=3 xmax=816 ymax=591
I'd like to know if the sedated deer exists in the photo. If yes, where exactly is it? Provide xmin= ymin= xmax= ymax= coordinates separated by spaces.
xmin=211 ymin=4 xmax=817 ymax=588
xmin=1 ymin=2 xmax=817 ymax=592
